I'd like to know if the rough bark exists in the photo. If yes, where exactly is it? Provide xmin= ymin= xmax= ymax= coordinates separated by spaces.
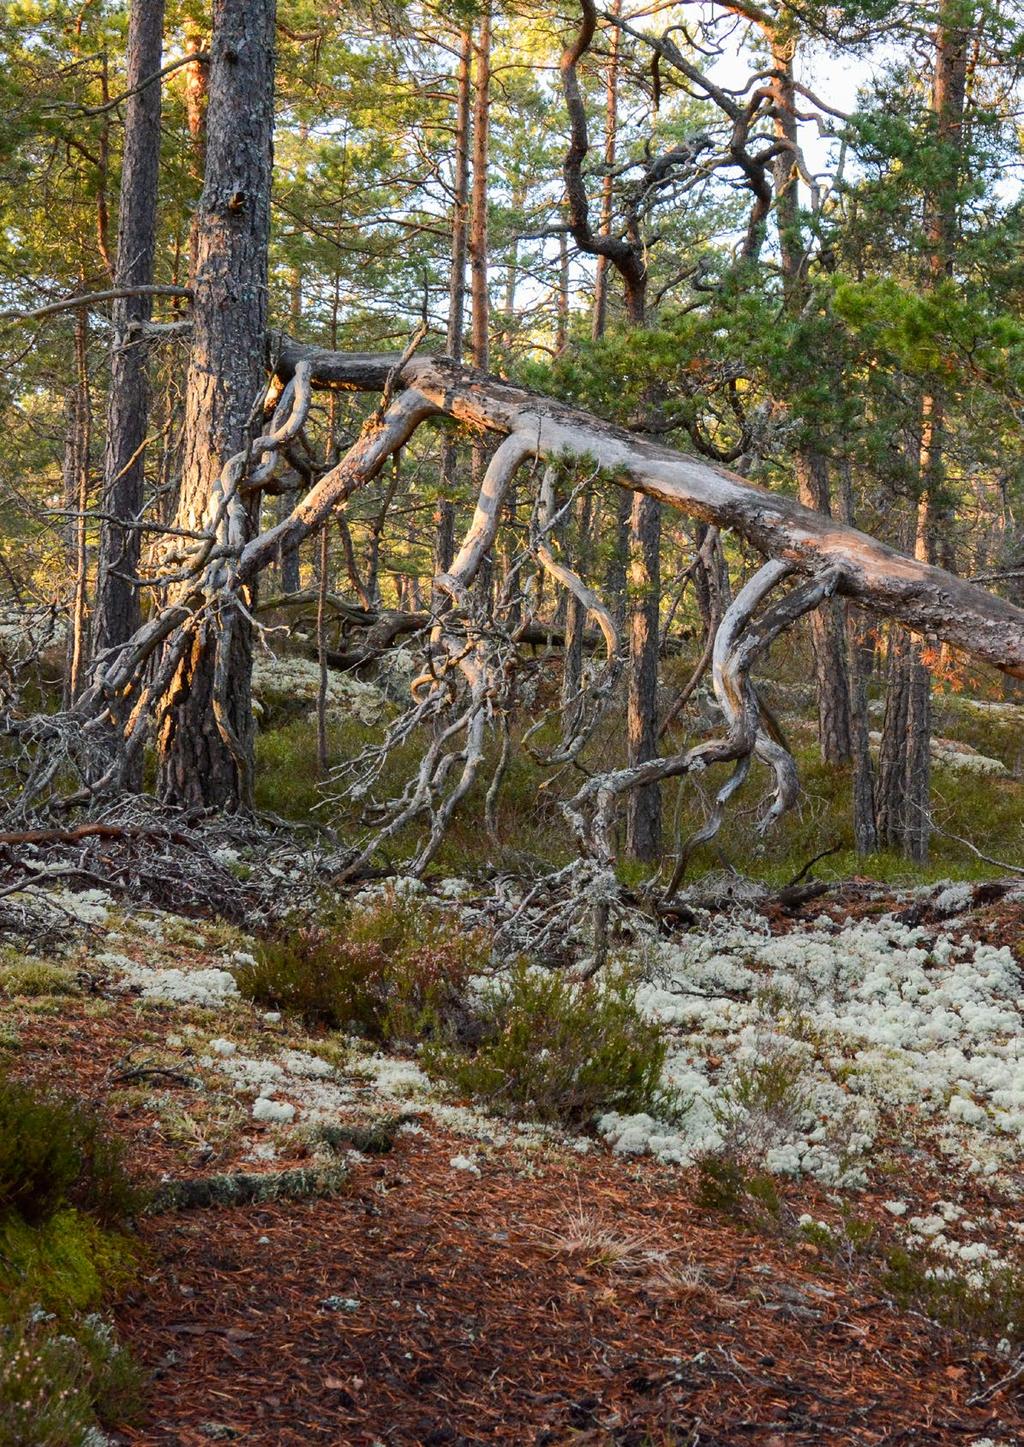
xmin=469 ymin=10 xmax=490 ymax=373
xmin=63 ymin=311 xmax=92 ymax=706
xmin=835 ymin=463 xmax=877 ymax=854
xmin=561 ymin=0 xmax=646 ymax=324
xmin=93 ymin=0 xmax=166 ymax=660
xmin=435 ymin=26 xmax=472 ymax=608
xmin=591 ymin=0 xmax=621 ymax=340
xmin=772 ymin=32 xmax=853 ymax=763
xmin=156 ymin=0 xmax=276 ymax=811
xmin=625 ymin=491 xmax=661 ymax=860
xmin=877 ymin=1 xmax=970 ymax=859
xmin=795 ymin=451 xmax=853 ymax=763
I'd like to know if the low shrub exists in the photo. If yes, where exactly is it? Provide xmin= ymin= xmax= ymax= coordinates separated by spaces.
xmin=882 ymin=1245 xmax=1024 ymax=1350
xmin=424 ymin=961 xmax=673 ymax=1127
xmin=0 ymin=1312 xmax=144 ymax=1447
xmin=237 ymin=889 xmax=490 ymax=1042
xmin=693 ymin=1153 xmax=782 ymax=1222
xmin=0 ymin=1080 xmax=144 ymax=1227
xmin=0 ymin=1082 xmax=147 ymax=1444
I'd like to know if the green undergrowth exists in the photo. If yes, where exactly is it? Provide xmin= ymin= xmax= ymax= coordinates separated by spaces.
xmin=0 ymin=1078 xmax=147 ymax=1445
xmin=0 ymin=1311 xmax=144 ymax=1447
xmin=881 ymin=1245 xmax=1024 ymax=1349
xmin=0 ymin=1208 xmax=138 ymax=1317
xmin=423 ymin=960 xmax=677 ymax=1127
xmin=666 ymin=745 xmax=1023 ymax=887
xmin=253 ymin=667 xmax=1022 ymax=889
xmin=695 ymin=1147 xmax=1024 ymax=1352
xmin=238 ymin=887 xmax=672 ymax=1129
xmin=236 ymin=887 xmax=491 ymax=1042
xmin=0 ymin=952 xmax=80 ymax=1000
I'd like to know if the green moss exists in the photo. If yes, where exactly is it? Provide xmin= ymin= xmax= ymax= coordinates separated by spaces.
xmin=0 ymin=1209 xmax=138 ymax=1319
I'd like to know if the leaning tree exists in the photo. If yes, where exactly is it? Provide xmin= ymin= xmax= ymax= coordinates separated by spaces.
xmin=62 ymin=339 xmax=1024 ymax=891
xmin=8 ymin=0 xmax=1024 ymax=928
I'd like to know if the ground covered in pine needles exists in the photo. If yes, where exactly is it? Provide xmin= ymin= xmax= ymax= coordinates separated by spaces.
xmin=2 ymin=882 xmax=1023 ymax=1446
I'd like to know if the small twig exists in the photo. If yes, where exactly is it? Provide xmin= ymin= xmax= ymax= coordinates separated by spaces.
xmin=781 ymin=840 xmax=842 ymax=891
xmin=966 ymin=1350 xmax=1024 ymax=1406
xmin=376 ymin=314 xmax=429 ymax=420
xmin=110 ymin=1062 xmax=201 ymax=1089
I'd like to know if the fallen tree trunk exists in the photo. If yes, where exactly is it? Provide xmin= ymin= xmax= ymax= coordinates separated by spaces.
xmin=270 ymin=340 xmax=1024 ymax=679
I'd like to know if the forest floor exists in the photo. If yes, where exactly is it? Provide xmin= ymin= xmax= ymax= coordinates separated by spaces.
xmin=3 ymin=881 xmax=1024 ymax=1446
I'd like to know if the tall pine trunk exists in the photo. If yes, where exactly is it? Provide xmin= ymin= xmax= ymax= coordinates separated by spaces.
xmin=94 ymin=0 xmax=166 ymax=660
xmin=157 ymin=0 xmax=276 ymax=811
xmin=435 ymin=25 xmax=472 ymax=602
xmin=770 ymin=31 xmax=852 ymax=764
xmin=63 ymin=311 xmax=92 ymax=705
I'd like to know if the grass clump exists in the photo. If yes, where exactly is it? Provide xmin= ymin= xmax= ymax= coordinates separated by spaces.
xmin=425 ymin=961 xmax=672 ymax=1127
xmin=0 ymin=955 xmax=79 ymax=999
xmin=237 ymin=887 xmax=490 ymax=1042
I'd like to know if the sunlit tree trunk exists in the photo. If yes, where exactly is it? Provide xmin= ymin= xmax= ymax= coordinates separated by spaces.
xmin=157 ymin=0 xmax=276 ymax=810
xmin=771 ymin=30 xmax=852 ymax=764
xmin=63 ymin=311 xmax=92 ymax=705
xmin=435 ymin=25 xmax=472 ymax=604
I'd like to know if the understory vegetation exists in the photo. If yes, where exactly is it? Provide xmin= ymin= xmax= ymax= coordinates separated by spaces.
xmin=0 ymin=1079 xmax=145 ymax=1446
xmin=237 ymin=889 xmax=671 ymax=1127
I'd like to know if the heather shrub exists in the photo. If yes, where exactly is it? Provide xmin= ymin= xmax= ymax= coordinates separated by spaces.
xmin=0 ymin=1312 xmax=143 ymax=1447
xmin=237 ymin=888 xmax=490 ymax=1041
xmin=0 ymin=1080 xmax=143 ymax=1227
xmin=425 ymin=961 xmax=673 ymax=1127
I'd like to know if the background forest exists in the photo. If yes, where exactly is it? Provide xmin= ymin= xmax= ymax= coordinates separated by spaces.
xmin=1 ymin=0 xmax=1023 ymax=889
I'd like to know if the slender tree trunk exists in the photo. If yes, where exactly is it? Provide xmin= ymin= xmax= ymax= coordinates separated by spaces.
xmin=157 ymin=0 xmax=276 ymax=811
xmin=469 ymin=10 xmax=490 ymax=375
xmin=276 ymin=259 xmax=303 ymax=593
xmin=591 ymin=0 xmax=621 ymax=340
xmin=64 ymin=311 xmax=92 ymax=705
xmin=94 ymin=0 xmax=166 ymax=661
xmin=436 ymin=26 xmax=472 ymax=603
xmin=625 ymin=491 xmax=661 ymax=860
xmin=605 ymin=490 xmax=631 ymax=626
xmin=561 ymin=491 xmax=593 ymax=740
xmin=555 ymin=230 xmax=569 ymax=354
xmin=469 ymin=8 xmax=492 ymax=604
xmin=772 ymin=32 xmax=852 ymax=763
xmin=835 ymin=462 xmax=877 ymax=853
xmin=881 ymin=0 xmax=970 ymax=861
xmin=795 ymin=452 xmax=853 ymax=762
xmin=877 ymin=625 xmax=911 ymax=848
